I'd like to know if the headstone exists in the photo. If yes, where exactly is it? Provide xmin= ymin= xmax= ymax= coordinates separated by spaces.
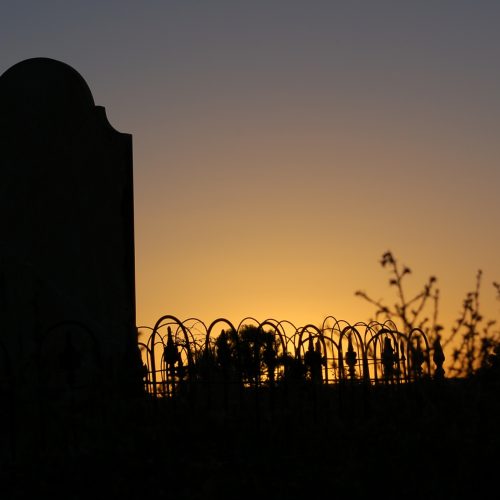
xmin=0 ymin=57 xmax=140 ymax=390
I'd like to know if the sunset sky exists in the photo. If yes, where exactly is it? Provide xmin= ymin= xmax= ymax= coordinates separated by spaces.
xmin=1 ymin=1 xmax=499 ymax=346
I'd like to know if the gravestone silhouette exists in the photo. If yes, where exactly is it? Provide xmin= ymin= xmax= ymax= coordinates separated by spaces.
xmin=0 ymin=58 xmax=140 ymax=389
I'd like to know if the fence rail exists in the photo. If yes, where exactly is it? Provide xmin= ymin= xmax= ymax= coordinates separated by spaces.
xmin=138 ymin=315 xmax=446 ymax=398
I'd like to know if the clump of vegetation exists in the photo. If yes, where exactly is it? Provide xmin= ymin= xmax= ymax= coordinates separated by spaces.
xmin=191 ymin=325 xmax=324 ymax=387
xmin=355 ymin=251 xmax=499 ymax=377
xmin=192 ymin=325 xmax=283 ymax=386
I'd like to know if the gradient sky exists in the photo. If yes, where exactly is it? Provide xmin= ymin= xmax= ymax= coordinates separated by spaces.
xmin=1 ymin=1 xmax=499 ymax=348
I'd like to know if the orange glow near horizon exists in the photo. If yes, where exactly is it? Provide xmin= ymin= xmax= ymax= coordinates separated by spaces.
xmin=133 ymin=106 xmax=500 ymax=342
xmin=132 ymin=91 xmax=500 ymax=345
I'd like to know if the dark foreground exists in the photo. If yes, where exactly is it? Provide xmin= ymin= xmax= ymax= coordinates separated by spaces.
xmin=1 ymin=376 xmax=499 ymax=499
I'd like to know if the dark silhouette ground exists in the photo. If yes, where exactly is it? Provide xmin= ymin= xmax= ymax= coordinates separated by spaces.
xmin=1 ymin=375 xmax=499 ymax=499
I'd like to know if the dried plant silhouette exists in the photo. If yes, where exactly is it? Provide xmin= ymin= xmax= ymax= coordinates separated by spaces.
xmin=355 ymin=251 xmax=441 ymax=335
xmin=355 ymin=250 xmax=500 ymax=377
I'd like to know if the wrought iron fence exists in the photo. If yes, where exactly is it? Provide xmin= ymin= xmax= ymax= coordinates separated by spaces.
xmin=138 ymin=315 xmax=445 ymax=398
xmin=0 ymin=314 xmax=446 ymax=406
xmin=0 ymin=313 xmax=476 ymax=466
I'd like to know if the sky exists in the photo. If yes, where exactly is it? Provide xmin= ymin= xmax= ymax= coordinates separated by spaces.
xmin=1 ymin=1 xmax=500 ymax=352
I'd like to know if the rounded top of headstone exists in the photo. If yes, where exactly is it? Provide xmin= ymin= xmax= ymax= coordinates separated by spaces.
xmin=0 ymin=57 xmax=95 ymax=110
xmin=0 ymin=58 xmax=95 ymax=144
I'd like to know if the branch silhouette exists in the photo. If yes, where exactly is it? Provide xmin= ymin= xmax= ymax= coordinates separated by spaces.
xmin=355 ymin=251 xmax=499 ymax=377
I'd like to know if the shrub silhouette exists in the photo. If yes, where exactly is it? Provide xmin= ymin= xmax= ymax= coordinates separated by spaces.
xmin=192 ymin=325 xmax=282 ymax=386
